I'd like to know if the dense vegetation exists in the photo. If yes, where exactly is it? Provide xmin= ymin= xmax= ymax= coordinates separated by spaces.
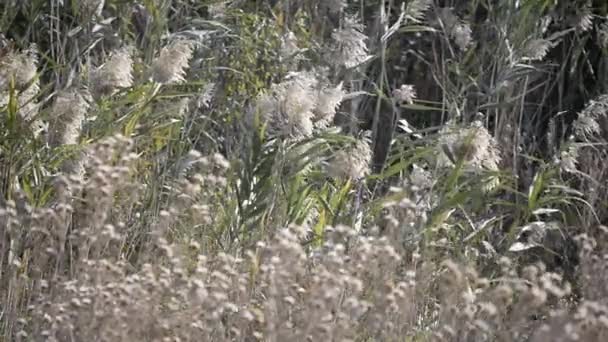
xmin=1 ymin=0 xmax=608 ymax=340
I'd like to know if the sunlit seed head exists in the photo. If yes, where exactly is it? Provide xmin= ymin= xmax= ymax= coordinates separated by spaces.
xmin=48 ymin=89 xmax=92 ymax=146
xmin=393 ymin=84 xmax=417 ymax=105
xmin=79 ymin=0 xmax=105 ymax=19
xmin=313 ymin=82 xmax=345 ymax=129
xmin=453 ymin=23 xmax=473 ymax=51
xmin=331 ymin=16 xmax=372 ymax=69
xmin=438 ymin=120 xmax=501 ymax=171
xmin=0 ymin=45 xmax=38 ymax=90
xmin=91 ymin=47 xmax=133 ymax=99
xmin=151 ymin=40 xmax=193 ymax=84
xmin=327 ymin=139 xmax=372 ymax=180
xmin=254 ymin=72 xmax=317 ymax=141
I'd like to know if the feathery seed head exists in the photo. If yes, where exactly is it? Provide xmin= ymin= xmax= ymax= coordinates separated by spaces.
xmin=331 ymin=16 xmax=372 ymax=69
xmin=393 ymin=84 xmax=417 ymax=105
xmin=327 ymin=139 xmax=372 ymax=180
xmin=255 ymin=72 xmax=317 ymax=141
xmin=436 ymin=8 xmax=473 ymax=51
xmin=453 ymin=23 xmax=473 ymax=51
xmin=280 ymin=30 xmax=300 ymax=61
xmin=405 ymin=0 xmax=432 ymax=23
xmin=208 ymin=2 xmax=227 ymax=19
xmin=79 ymin=0 xmax=105 ymax=20
xmin=0 ymin=45 xmax=38 ymax=90
xmin=0 ymin=45 xmax=40 ymax=123
xmin=48 ymin=89 xmax=92 ymax=147
xmin=313 ymin=82 xmax=345 ymax=129
xmin=91 ymin=47 xmax=134 ymax=99
xmin=522 ymin=39 xmax=552 ymax=61
xmin=438 ymin=120 xmax=501 ymax=171
xmin=151 ymin=40 xmax=193 ymax=84
xmin=559 ymin=143 xmax=579 ymax=173
xmin=574 ymin=94 xmax=608 ymax=139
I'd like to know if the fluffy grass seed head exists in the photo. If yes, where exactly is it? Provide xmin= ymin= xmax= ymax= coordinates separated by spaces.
xmin=280 ymin=30 xmax=300 ymax=61
xmin=0 ymin=45 xmax=40 ymax=123
xmin=453 ymin=22 xmax=473 ymax=51
xmin=313 ymin=82 xmax=345 ymax=129
xmin=151 ymin=40 xmax=193 ymax=84
xmin=91 ymin=47 xmax=134 ymax=99
xmin=393 ymin=84 xmax=417 ymax=105
xmin=405 ymin=0 xmax=433 ymax=23
xmin=79 ymin=0 xmax=105 ymax=19
xmin=327 ymin=139 xmax=372 ymax=180
xmin=255 ymin=72 xmax=317 ymax=141
xmin=573 ymin=94 xmax=608 ymax=139
xmin=438 ymin=120 xmax=501 ymax=171
xmin=48 ymin=89 xmax=92 ymax=147
xmin=331 ymin=16 xmax=373 ymax=69
xmin=0 ymin=45 xmax=38 ymax=90
xmin=522 ymin=39 xmax=552 ymax=61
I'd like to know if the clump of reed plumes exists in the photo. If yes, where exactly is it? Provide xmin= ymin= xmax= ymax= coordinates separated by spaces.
xmin=326 ymin=139 xmax=372 ymax=180
xmin=312 ymin=82 xmax=345 ymax=129
xmin=253 ymin=71 xmax=345 ymax=141
xmin=393 ymin=84 xmax=417 ymax=105
xmin=255 ymin=72 xmax=316 ymax=141
xmin=438 ymin=120 xmax=502 ymax=172
xmin=330 ymin=16 xmax=372 ymax=69
xmin=566 ymin=94 xmax=608 ymax=224
xmin=0 ymin=47 xmax=37 ymax=91
xmin=90 ymin=47 xmax=134 ymax=99
xmin=435 ymin=7 xmax=473 ymax=51
xmin=0 ymin=45 xmax=40 ymax=123
xmin=47 ymin=89 xmax=91 ymax=147
xmin=78 ymin=0 xmax=105 ymax=20
xmin=151 ymin=40 xmax=194 ymax=84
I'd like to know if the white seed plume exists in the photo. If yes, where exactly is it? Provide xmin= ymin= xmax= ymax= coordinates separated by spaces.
xmin=393 ymin=84 xmax=417 ymax=104
xmin=313 ymin=82 xmax=345 ymax=129
xmin=151 ymin=40 xmax=193 ymax=84
xmin=559 ymin=143 xmax=579 ymax=173
xmin=255 ymin=72 xmax=317 ymax=141
xmin=405 ymin=0 xmax=433 ymax=23
xmin=438 ymin=120 xmax=501 ymax=171
xmin=573 ymin=94 xmax=608 ymax=139
xmin=0 ymin=46 xmax=38 ymax=90
xmin=436 ymin=8 xmax=474 ymax=51
xmin=91 ymin=47 xmax=134 ymax=99
xmin=453 ymin=23 xmax=473 ymax=51
xmin=0 ymin=46 xmax=40 ymax=124
xmin=521 ymin=39 xmax=552 ymax=61
xmin=331 ymin=16 xmax=372 ymax=69
xmin=327 ymin=139 xmax=373 ymax=180
xmin=208 ymin=2 xmax=227 ymax=19
xmin=48 ymin=89 xmax=92 ymax=146
xmin=79 ymin=0 xmax=105 ymax=19
xmin=576 ymin=4 xmax=593 ymax=32
xmin=280 ymin=30 xmax=301 ymax=64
